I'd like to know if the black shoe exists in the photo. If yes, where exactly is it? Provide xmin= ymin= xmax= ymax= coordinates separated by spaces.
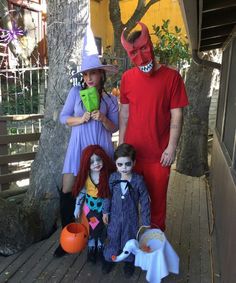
xmin=53 ymin=244 xmax=67 ymax=258
xmin=87 ymin=247 xmax=96 ymax=263
xmin=102 ymin=261 xmax=114 ymax=274
xmin=123 ymin=261 xmax=135 ymax=278
xmin=97 ymin=246 xmax=104 ymax=261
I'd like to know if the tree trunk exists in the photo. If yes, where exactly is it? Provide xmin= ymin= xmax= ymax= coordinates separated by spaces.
xmin=0 ymin=0 xmax=89 ymax=256
xmin=176 ymin=60 xmax=213 ymax=177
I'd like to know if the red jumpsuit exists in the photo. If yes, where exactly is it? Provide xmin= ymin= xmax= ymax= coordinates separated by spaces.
xmin=120 ymin=65 xmax=188 ymax=230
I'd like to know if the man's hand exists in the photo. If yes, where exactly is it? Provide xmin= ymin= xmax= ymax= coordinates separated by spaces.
xmin=160 ymin=144 xmax=176 ymax=167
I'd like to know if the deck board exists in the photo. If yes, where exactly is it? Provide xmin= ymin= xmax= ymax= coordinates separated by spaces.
xmin=0 ymin=170 xmax=215 ymax=283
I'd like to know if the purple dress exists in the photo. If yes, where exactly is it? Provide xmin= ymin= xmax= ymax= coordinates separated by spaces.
xmin=60 ymin=86 xmax=119 ymax=175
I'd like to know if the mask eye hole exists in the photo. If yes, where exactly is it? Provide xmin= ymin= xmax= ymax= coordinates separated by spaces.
xmin=131 ymin=50 xmax=137 ymax=56
xmin=124 ymin=251 xmax=129 ymax=254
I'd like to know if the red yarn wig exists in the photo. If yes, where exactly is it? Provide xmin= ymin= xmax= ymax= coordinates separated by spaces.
xmin=72 ymin=145 xmax=116 ymax=198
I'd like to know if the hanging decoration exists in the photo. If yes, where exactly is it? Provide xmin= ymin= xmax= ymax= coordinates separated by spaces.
xmin=0 ymin=21 xmax=26 ymax=45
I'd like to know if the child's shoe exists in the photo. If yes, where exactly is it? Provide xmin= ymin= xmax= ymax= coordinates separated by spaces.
xmin=87 ymin=246 xmax=96 ymax=263
xmin=97 ymin=245 xmax=104 ymax=261
xmin=123 ymin=261 xmax=135 ymax=278
xmin=102 ymin=260 xmax=114 ymax=274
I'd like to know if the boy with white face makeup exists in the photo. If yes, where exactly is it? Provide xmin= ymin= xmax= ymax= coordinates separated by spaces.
xmin=102 ymin=143 xmax=150 ymax=278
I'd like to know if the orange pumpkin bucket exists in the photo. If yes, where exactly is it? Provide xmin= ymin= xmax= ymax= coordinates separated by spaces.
xmin=60 ymin=213 xmax=89 ymax=254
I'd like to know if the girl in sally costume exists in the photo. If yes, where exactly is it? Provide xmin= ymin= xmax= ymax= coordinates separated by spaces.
xmin=72 ymin=145 xmax=116 ymax=263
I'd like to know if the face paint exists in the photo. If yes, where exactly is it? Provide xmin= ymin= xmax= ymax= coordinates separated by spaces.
xmin=115 ymin=157 xmax=134 ymax=176
xmin=90 ymin=154 xmax=103 ymax=172
xmin=121 ymin=22 xmax=155 ymax=75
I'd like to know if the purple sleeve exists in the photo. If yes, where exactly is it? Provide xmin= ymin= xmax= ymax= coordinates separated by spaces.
xmin=59 ymin=86 xmax=80 ymax=124
xmin=107 ymin=95 xmax=119 ymax=132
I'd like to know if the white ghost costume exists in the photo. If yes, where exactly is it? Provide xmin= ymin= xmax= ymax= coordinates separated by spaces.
xmin=112 ymin=229 xmax=179 ymax=283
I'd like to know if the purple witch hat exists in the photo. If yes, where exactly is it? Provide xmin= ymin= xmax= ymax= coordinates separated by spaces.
xmin=79 ymin=25 xmax=117 ymax=74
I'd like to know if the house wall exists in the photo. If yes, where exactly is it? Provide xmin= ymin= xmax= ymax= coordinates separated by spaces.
xmin=211 ymin=32 xmax=236 ymax=282
xmin=90 ymin=0 xmax=186 ymax=52
xmin=211 ymin=135 xmax=236 ymax=283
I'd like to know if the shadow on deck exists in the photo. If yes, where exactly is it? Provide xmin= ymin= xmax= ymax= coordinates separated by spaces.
xmin=0 ymin=169 xmax=216 ymax=283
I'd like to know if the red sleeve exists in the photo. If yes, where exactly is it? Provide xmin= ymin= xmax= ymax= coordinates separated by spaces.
xmin=170 ymin=72 xmax=189 ymax=109
xmin=120 ymin=73 xmax=129 ymax=104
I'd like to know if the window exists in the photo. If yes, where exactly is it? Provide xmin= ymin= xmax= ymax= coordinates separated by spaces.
xmin=222 ymin=38 xmax=236 ymax=160
xmin=216 ymin=45 xmax=229 ymax=137
xmin=95 ymin=37 xmax=102 ymax=55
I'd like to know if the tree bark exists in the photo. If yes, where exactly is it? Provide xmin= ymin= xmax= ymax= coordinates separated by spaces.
xmin=176 ymin=60 xmax=213 ymax=177
xmin=0 ymin=0 xmax=89 ymax=255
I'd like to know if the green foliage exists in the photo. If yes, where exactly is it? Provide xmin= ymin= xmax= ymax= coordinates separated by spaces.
xmin=0 ymin=71 xmax=41 ymax=115
xmin=102 ymin=46 xmax=128 ymax=91
xmin=152 ymin=19 xmax=190 ymax=68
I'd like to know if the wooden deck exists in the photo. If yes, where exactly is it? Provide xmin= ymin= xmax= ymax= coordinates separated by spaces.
xmin=0 ymin=169 xmax=216 ymax=283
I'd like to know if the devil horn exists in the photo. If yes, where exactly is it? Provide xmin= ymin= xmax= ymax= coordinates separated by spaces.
xmin=121 ymin=22 xmax=150 ymax=50
xmin=121 ymin=26 xmax=133 ymax=50
xmin=137 ymin=22 xmax=150 ymax=42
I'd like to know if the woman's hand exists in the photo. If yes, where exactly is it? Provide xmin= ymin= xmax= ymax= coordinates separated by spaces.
xmin=91 ymin=110 xmax=105 ymax=122
xmin=103 ymin=213 xmax=109 ymax=225
xmin=91 ymin=110 xmax=117 ymax=132
xmin=82 ymin=111 xmax=91 ymax=123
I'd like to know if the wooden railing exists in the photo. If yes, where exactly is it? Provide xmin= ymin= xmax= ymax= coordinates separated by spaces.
xmin=0 ymin=114 xmax=43 ymax=191
xmin=0 ymin=114 xmax=119 ymax=192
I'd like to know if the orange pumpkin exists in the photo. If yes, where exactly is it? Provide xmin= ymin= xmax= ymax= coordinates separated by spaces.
xmin=60 ymin=212 xmax=89 ymax=254
xmin=112 ymin=87 xmax=120 ymax=97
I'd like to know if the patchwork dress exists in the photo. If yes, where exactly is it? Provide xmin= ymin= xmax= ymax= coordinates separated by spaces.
xmin=74 ymin=176 xmax=106 ymax=242
xmin=103 ymin=172 xmax=150 ymax=262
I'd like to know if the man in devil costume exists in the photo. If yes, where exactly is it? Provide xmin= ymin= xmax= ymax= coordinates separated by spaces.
xmin=119 ymin=22 xmax=188 ymax=231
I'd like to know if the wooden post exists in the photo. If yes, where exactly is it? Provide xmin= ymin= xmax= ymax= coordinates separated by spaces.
xmin=0 ymin=119 xmax=9 ymax=191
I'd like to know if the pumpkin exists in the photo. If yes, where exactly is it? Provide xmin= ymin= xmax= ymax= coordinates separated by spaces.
xmin=112 ymin=87 xmax=120 ymax=97
xmin=60 ymin=212 xmax=89 ymax=254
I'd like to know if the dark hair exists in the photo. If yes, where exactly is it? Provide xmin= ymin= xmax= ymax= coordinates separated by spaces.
xmin=79 ymin=69 xmax=116 ymax=111
xmin=127 ymin=31 xmax=142 ymax=43
xmin=80 ymin=69 xmax=106 ymax=95
xmin=114 ymin=143 xmax=136 ymax=162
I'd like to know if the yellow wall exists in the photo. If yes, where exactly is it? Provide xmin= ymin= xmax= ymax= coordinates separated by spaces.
xmin=90 ymin=0 xmax=110 ymax=47
xmin=90 ymin=0 xmax=186 ymax=52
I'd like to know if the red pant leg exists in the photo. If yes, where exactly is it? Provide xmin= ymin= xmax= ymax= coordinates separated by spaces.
xmin=134 ymin=162 xmax=170 ymax=231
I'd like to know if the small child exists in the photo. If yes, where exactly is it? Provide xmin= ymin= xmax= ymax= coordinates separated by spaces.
xmin=102 ymin=143 xmax=150 ymax=277
xmin=72 ymin=145 xmax=116 ymax=263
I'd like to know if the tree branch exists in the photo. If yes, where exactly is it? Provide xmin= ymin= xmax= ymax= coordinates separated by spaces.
xmin=125 ymin=0 xmax=159 ymax=33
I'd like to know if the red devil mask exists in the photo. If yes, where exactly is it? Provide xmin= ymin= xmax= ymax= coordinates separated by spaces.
xmin=121 ymin=22 xmax=155 ymax=74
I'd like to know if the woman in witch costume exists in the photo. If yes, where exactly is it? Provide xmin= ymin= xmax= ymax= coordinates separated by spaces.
xmin=72 ymin=145 xmax=116 ymax=263
xmin=54 ymin=26 xmax=119 ymax=257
